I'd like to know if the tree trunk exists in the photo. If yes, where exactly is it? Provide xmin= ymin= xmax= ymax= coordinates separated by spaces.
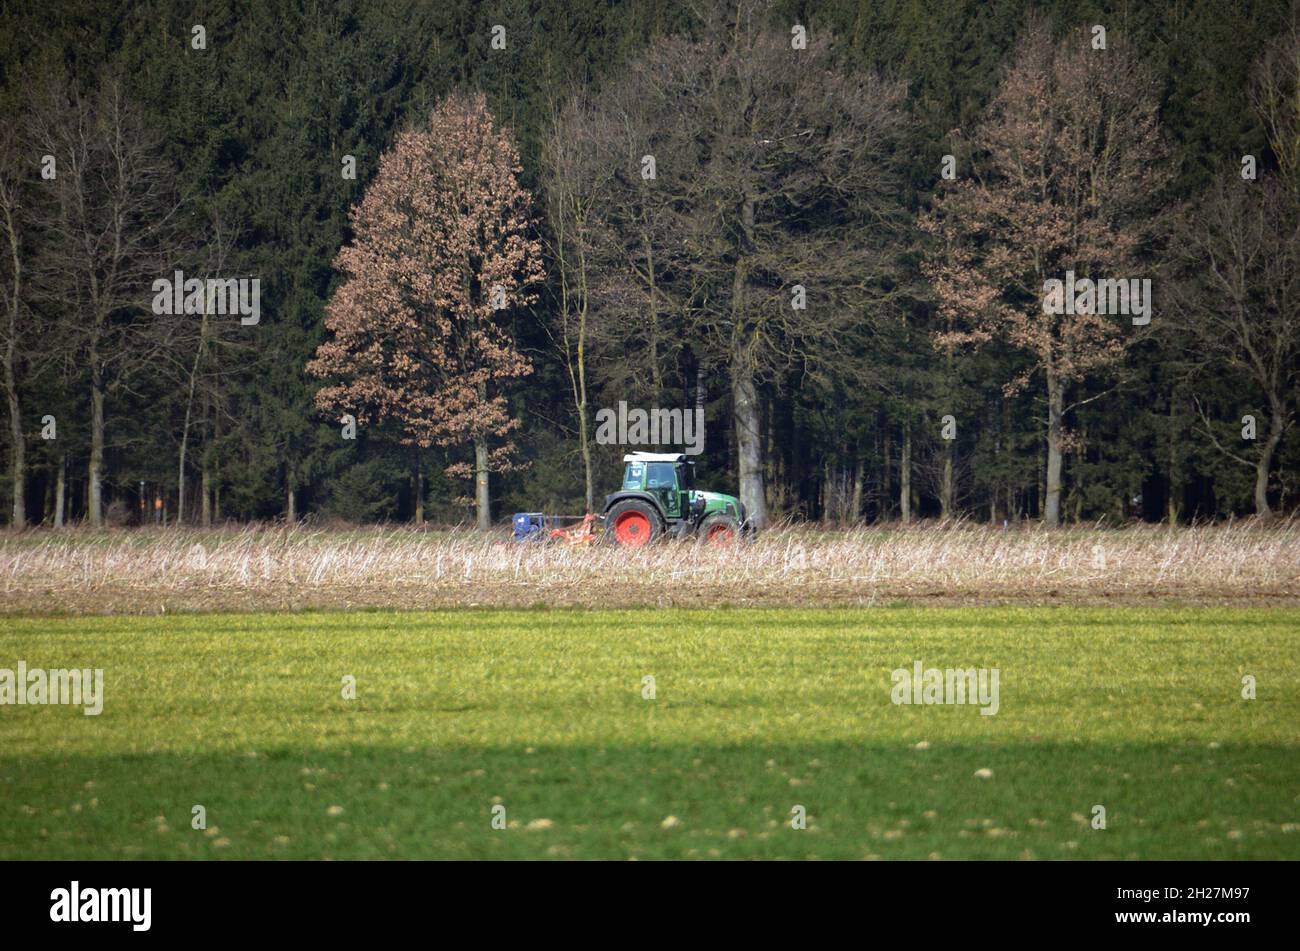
xmin=941 ymin=438 xmax=954 ymax=520
xmin=211 ymin=411 xmax=222 ymax=523
xmin=474 ymin=439 xmax=490 ymax=530
xmin=1254 ymin=397 xmax=1284 ymax=517
xmin=89 ymin=373 xmax=104 ymax=527
xmin=850 ymin=456 xmax=864 ymax=524
xmin=5 ymin=378 xmax=23 ymax=529
xmin=578 ymin=389 xmax=593 ymax=515
xmin=732 ymin=356 xmax=767 ymax=530
xmin=1071 ymin=424 xmax=1085 ymax=523
xmin=643 ymin=230 xmax=662 ymax=402
xmin=561 ymin=243 xmax=594 ymax=514
xmin=940 ymin=347 xmax=954 ymax=521
xmin=882 ymin=424 xmax=893 ymax=519
xmin=286 ymin=481 xmax=296 ymax=523
xmin=177 ymin=437 xmax=188 ymax=525
xmin=821 ymin=457 xmax=833 ymax=523
xmin=993 ymin=396 xmax=1010 ymax=524
xmin=176 ymin=318 xmax=206 ymax=527
xmin=1167 ymin=398 xmax=1179 ymax=526
xmin=200 ymin=464 xmax=212 ymax=528
xmin=900 ymin=422 xmax=912 ymax=524
xmin=1044 ymin=369 xmax=1064 ymax=527
xmin=3 ymin=196 xmax=25 ymax=529
xmin=412 ymin=465 xmax=425 ymax=526
xmin=54 ymin=454 xmax=65 ymax=528
xmin=989 ymin=405 xmax=1001 ymax=522
xmin=1254 ymin=456 xmax=1273 ymax=517
xmin=695 ymin=358 xmax=707 ymax=445
xmin=200 ymin=399 xmax=213 ymax=528
xmin=730 ymin=197 xmax=768 ymax=530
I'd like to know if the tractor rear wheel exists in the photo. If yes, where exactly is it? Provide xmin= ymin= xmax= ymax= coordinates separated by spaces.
xmin=697 ymin=513 xmax=740 ymax=548
xmin=605 ymin=499 xmax=664 ymax=547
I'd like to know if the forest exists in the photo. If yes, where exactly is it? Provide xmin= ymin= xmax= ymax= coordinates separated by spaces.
xmin=1 ymin=0 xmax=1296 ymax=530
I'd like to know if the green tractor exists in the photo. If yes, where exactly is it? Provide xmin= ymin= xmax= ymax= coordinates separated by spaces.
xmin=603 ymin=452 xmax=749 ymax=547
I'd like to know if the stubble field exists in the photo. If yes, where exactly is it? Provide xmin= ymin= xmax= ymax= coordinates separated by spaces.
xmin=1 ymin=520 xmax=1297 ymax=615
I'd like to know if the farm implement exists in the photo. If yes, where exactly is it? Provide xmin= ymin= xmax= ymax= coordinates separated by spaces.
xmin=512 ymin=512 xmax=601 ymax=546
xmin=512 ymin=451 xmax=751 ymax=548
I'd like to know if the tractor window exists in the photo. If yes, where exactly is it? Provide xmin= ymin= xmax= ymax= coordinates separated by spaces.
xmin=623 ymin=463 xmax=644 ymax=490
xmin=645 ymin=463 xmax=677 ymax=490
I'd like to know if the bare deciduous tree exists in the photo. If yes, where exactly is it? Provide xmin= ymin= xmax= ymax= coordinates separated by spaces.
xmin=0 ymin=123 xmax=32 ymax=528
xmin=1171 ymin=8 xmax=1300 ymax=517
xmin=539 ymin=95 xmax=619 ymax=512
xmin=1175 ymin=188 xmax=1298 ymax=518
xmin=168 ymin=215 xmax=243 ymax=525
xmin=579 ymin=1 xmax=911 ymax=528
xmin=1249 ymin=3 xmax=1300 ymax=196
xmin=924 ymin=22 xmax=1170 ymax=526
xmin=31 ymin=76 xmax=185 ymax=526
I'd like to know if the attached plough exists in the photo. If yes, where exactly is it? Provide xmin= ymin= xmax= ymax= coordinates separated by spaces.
xmin=512 ymin=512 xmax=602 ymax=546
xmin=549 ymin=513 xmax=601 ymax=546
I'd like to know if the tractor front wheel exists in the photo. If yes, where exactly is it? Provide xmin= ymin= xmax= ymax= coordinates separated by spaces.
xmin=605 ymin=499 xmax=664 ymax=548
xmin=697 ymin=513 xmax=741 ymax=548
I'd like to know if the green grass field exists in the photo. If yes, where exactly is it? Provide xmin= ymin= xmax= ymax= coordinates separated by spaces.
xmin=2 ymin=606 xmax=1297 ymax=859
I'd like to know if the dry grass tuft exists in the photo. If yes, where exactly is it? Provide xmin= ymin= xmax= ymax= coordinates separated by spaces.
xmin=1 ymin=518 xmax=1297 ymax=615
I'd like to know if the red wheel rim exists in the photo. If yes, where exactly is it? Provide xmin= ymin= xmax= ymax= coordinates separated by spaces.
xmin=706 ymin=524 xmax=735 ymax=547
xmin=614 ymin=511 xmax=652 ymax=546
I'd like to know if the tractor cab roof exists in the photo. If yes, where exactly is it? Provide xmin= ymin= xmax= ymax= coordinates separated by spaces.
xmin=623 ymin=452 xmax=687 ymax=463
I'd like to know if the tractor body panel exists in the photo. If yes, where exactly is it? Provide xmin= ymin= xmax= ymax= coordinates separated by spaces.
xmin=602 ymin=490 xmax=663 ymax=517
xmin=691 ymin=489 xmax=745 ymax=522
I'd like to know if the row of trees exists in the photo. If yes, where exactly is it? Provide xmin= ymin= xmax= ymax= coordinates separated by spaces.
xmin=536 ymin=8 xmax=1299 ymax=527
xmin=0 ymin=78 xmax=206 ymax=528
xmin=0 ymin=0 xmax=1296 ymax=529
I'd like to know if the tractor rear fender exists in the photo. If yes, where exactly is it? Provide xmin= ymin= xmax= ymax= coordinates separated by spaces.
xmin=602 ymin=491 xmax=668 ymax=522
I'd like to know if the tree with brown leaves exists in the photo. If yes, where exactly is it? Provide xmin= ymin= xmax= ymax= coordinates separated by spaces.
xmin=309 ymin=92 xmax=543 ymax=529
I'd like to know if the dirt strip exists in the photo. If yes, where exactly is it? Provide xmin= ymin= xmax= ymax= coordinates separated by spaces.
xmin=3 ymin=580 xmax=1298 ymax=617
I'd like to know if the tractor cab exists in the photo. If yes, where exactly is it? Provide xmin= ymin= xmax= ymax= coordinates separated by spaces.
xmin=621 ymin=452 xmax=692 ymax=519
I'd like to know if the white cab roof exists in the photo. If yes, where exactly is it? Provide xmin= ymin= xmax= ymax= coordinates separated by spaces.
xmin=623 ymin=452 xmax=686 ymax=463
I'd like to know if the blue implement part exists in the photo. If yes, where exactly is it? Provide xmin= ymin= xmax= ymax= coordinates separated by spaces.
xmin=511 ymin=512 xmax=557 ymax=541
